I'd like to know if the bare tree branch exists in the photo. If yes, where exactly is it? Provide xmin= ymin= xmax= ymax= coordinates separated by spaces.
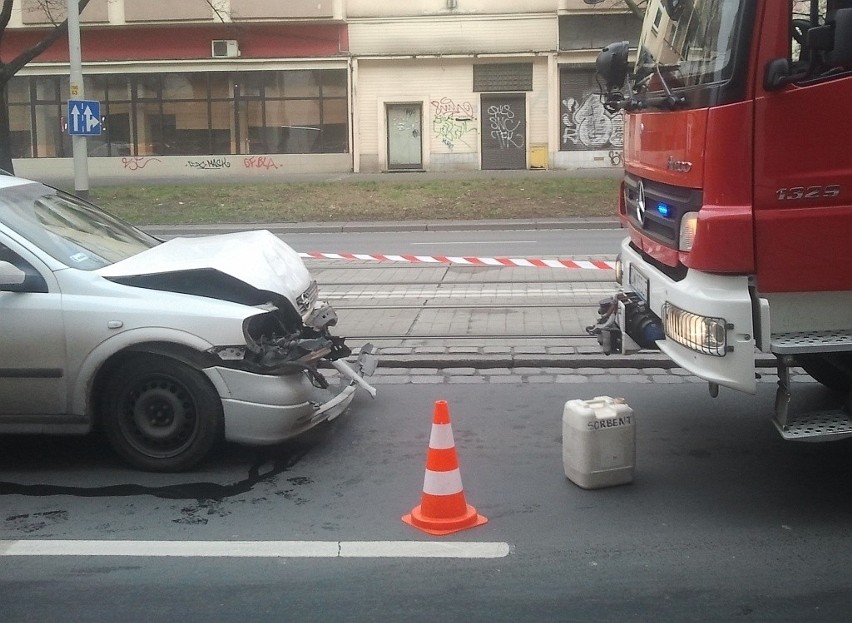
xmin=205 ymin=0 xmax=229 ymax=24
xmin=32 ymin=0 xmax=62 ymax=25
xmin=0 ymin=0 xmax=93 ymax=172
xmin=0 ymin=0 xmax=14 ymax=45
xmin=0 ymin=0 xmax=92 ymax=81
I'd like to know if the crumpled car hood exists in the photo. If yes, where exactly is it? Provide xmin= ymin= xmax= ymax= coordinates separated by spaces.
xmin=97 ymin=230 xmax=311 ymax=305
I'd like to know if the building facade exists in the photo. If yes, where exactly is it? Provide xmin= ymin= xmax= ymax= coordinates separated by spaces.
xmin=2 ymin=0 xmax=639 ymax=180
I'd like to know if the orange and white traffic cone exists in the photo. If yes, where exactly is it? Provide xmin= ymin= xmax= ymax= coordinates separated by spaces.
xmin=402 ymin=400 xmax=487 ymax=536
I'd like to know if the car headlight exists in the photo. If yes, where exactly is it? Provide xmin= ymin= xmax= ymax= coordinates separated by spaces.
xmin=296 ymin=280 xmax=319 ymax=316
xmin=662 ymin=302 xmax=730 ymax=356
xmin=679 ymin=213 xmax=698 ymax=252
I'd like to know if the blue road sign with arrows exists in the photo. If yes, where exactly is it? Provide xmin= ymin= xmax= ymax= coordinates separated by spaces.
xmin=67 ymin=99 xmax=102 ymax=136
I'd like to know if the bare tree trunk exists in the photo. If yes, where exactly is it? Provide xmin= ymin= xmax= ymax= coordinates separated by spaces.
xmin=0 ymin=0 xmax=93 ymax=175
xmin=0 ymin=83 xmax=12 ymax=173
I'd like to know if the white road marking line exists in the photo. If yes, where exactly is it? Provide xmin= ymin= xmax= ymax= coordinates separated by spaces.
xmin=0 ymin=540 xmax=512 ymax=559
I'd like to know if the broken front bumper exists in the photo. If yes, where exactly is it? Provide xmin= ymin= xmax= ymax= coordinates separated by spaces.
xmin=209 ymin=344 xmax=379 ymax=445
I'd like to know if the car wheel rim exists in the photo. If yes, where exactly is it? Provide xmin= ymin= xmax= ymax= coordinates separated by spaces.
xmin=121 ymin=376 xmax=198 ymax=458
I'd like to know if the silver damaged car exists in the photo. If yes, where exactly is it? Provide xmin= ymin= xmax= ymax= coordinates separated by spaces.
xmin=0 ymin=175 xmax=378 ymax=471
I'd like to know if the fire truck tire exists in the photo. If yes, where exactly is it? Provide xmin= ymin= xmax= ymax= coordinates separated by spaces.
xmin=796 ymin=353 xmax=852 ymax=393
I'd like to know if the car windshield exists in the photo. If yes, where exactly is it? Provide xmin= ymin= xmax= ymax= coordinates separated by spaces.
xmin=633 ymin=0 xmax=743 ymax=94
xmin=0 ymin=182 xmax=158 ymax=270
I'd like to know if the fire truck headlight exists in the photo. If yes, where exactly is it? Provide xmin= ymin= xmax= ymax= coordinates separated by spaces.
xmin=662 ymin=302 xmax=731 ymax=357
xmin=679 ymin=213 xmax=698 ymax=251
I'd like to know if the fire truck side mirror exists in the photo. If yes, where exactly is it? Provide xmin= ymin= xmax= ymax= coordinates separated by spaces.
xmin=766 ymin=8 xmax=852 ymax=91
xmin=764 ymin=58 xmax=793 ymax=91
xmin=596 ymin=41 xmax=630 ymax=92
xmin=827 ymin=9 xmax=852 ymax=67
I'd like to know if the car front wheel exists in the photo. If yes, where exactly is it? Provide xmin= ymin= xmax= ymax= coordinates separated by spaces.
xmin=101 ymin=355 xmax=224 ymax=472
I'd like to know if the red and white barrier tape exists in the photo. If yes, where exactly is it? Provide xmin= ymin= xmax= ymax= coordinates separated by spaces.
xmin=299 ymin=252 xmax=615 ymax=270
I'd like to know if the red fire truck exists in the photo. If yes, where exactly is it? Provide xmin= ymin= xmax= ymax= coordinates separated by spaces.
xmin=588 ymin=0 xmax=852 ymax=439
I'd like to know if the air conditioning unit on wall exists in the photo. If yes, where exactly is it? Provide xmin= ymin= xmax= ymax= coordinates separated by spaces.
xmin=212 ymin=40 xmax=240 ymax=58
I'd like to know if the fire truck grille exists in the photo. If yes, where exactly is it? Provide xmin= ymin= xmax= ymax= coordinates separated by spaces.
xmin=623 ymin=173 xmax=703 ymax=249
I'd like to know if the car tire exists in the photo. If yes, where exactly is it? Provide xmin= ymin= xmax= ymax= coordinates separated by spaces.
xmin=101 ymin=355 xmax=224 ymax=472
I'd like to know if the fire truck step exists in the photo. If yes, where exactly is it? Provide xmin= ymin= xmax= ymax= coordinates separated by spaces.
xmin=773 ymin=409 xmax=852 ymax=442
xmin=771 ymin=331 xmax=852 ymax=355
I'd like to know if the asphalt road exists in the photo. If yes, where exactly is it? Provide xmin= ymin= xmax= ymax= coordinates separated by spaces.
xmin=2 ymin=219 xmax=845 ymax=621
xmin=3 ymin=381 xmax=851 ymax=622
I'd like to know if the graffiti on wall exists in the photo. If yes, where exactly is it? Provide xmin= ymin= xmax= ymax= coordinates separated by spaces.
xmin=121 ymin=156 xmax=161 ymax=171
xmin=431 ymin=97 xmax=477 ymax=151
xmin=187 ymin=158 xmax=231 ymax=171
xmin=487 ymin=104 xmax=524 ymax=150
xmin=244 ymin=156 xmax=281 ymax=170
xmin=561 ymin=93 xmax=623 ymax=152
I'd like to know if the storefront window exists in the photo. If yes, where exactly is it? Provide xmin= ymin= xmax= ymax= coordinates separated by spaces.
xmin=7 ymin=79 xmax=30 ymax=104
xmin=244 ymin=100 xmax=266 ymax=154
xmin=264 ymin=99 xmax=321 ymax=153
xmin=275 ymin=71 xmax=321 ymax=98
xmin=209 ymin=100 xmax=232 ymax=153
xmin=240 ymin=73 xmax=264 ymax=98
xmin=8 ymin=78 xmax=32 ymax=158
xmin=106 ymin=75 xmax=132 ymax=101
xmin=209 ymin=73 xmax=231 ymax=99
xmin=100 ymin=101 xmax=132 ymax=157
xmin=9 ymin=105 xmax=32 ymax=158
xmin=321 ymin=98 xmax=348 ymax=153
xmin=322 ymin=70 xmax=347 ymax=97
xmin=163 ymin=100 xmax=210 ymax=155
xmin=135 ymin=75 xmax=160 ymax=100
xmin=135 ymin=101 xmax=164 ymax=155
xmin=162 ymin=74 xmax=206 ymax=100
xmin=10 ymin=69 xmax=348 ymax=159
xmin=33 ymin=104 xmax=62 ymax=157
xmin=34 ymin=77 xmax=58 ymax=102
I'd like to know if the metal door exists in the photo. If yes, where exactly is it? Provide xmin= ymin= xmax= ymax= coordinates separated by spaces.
xmin=481 ymin=94 xmax=526 ymax=170
xmin=387 ymin=104 xmax=422 ymax=170
xmin=0 ymin=241 xmax=66 ymax=418
xmin=753 ymin=34 xmax=852 ymax=293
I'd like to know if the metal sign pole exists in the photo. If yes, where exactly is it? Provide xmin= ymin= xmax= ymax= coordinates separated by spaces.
xmin=67 ymin=0 xmax=89 ymax=199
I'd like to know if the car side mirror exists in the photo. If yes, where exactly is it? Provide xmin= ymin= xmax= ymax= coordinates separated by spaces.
xmin=0 ymin=260 xmax=26 ymax=288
